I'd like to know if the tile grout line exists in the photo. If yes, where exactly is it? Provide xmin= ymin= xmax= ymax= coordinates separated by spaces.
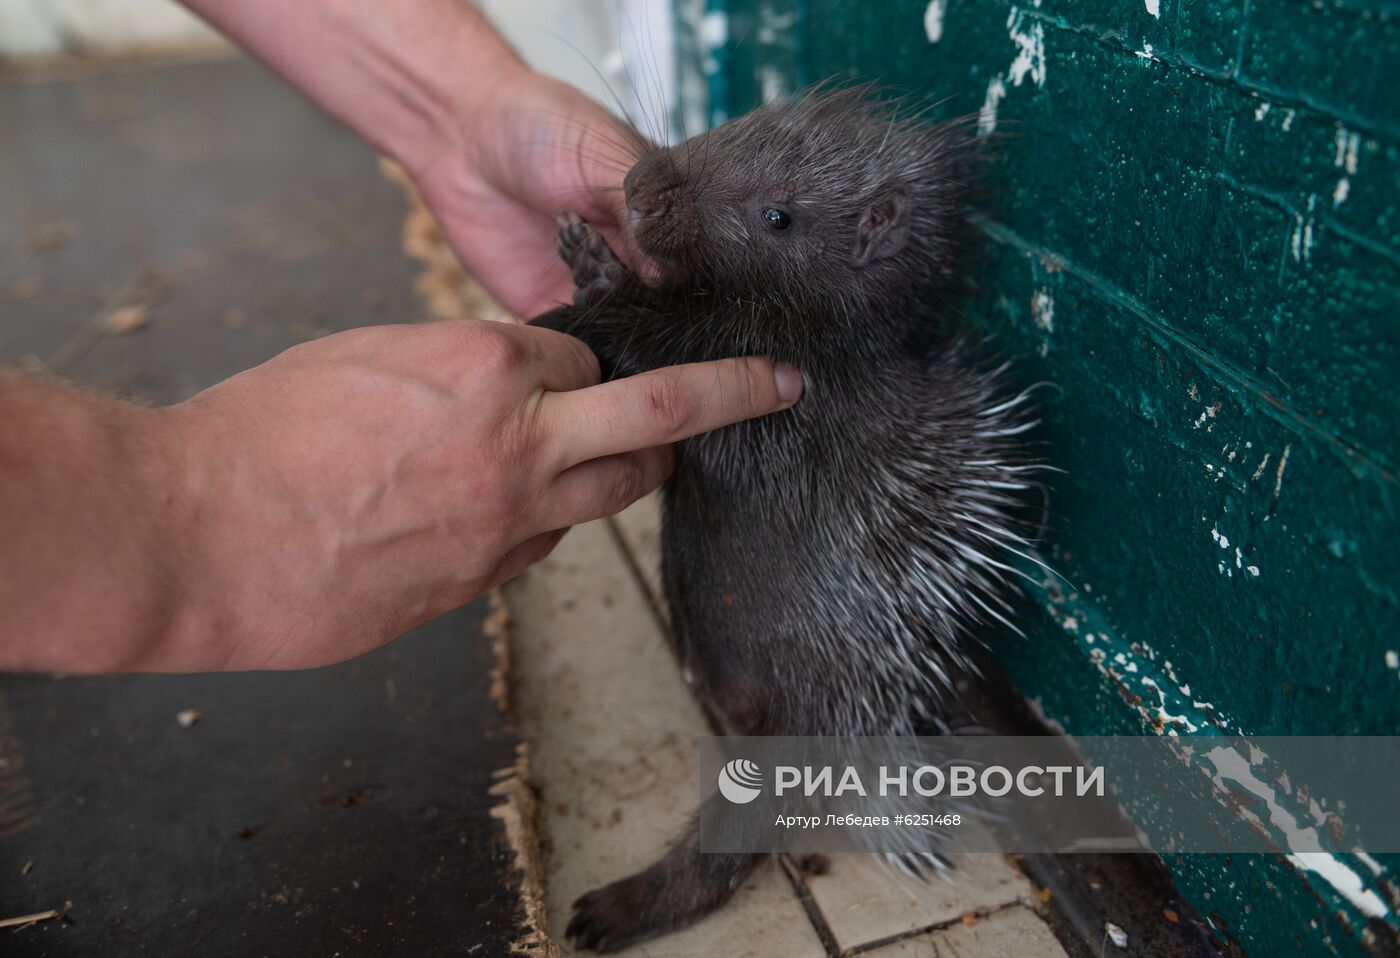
xmin=844 ymin=898 xmax=1032 ymax=956
xmin=778 ymin=856 xmax=846 ymax=958
xmin=606 ymin=513 xmax=851 ymax=955
xmin=602 ymin=515 xmax=671 ymax=634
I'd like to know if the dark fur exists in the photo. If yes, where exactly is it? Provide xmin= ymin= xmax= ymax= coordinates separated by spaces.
xmin=531 ymin=87 xmax=1040 ymax=952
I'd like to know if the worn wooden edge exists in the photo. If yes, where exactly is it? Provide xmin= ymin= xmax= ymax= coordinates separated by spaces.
xmin=379 ymin=158 xmax=514 ymax=325
xmin=0 ymin=43 xmax=235 ymax=84
xmin=486 ymin=588 xmax=560 ymax=958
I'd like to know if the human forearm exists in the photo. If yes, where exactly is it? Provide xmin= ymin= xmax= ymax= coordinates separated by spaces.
xmin=179 ymin=0 xmax=529 ymax=178
xmin=0 ymin=376 xmax=178 ymax=672
xmin=183 ymin=0 xmax=647 ymax=316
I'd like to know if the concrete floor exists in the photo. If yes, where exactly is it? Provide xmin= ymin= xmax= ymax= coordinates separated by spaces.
xmin=501 ymin=500 xmax=1070 ymax=957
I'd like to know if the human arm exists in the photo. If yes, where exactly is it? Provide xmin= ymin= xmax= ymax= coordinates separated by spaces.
xmin=179 ymin=0 xmax=645 ymax=316
xmin=0 ymin=322 xmax=800 ymax=673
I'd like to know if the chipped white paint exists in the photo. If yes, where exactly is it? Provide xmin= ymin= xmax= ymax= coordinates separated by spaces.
xmin=698 ymin=10 xmax=728 ymax=48
xmin=1386 ymin=650 xmax=1399 ymax=670
xmin=1006 ymin=6 xmax=1047 ymax=88
xmin=1273 ymin=443 xmax=1292 ymax=500
xmin=923 ymin=0 xmax=946 ymax=43
xmin=1193 ymin=402 xmax=1220 ymax=430
xmin=1357 ymin=852 xmax=1386 ymax=877
xmin=1247 ymin=565 xmax=1260 ymax=577
xmin=1200 ymin=743 xmax=1393 ymax=921
xmin=1204 ymin=745 xmax=1328 ymax=852
xmin=1254 ymin=102 xmax=1271 ymax=121
xmin=1334 ymin=127 xmax=1361 ymax=175
xmin=1280 ymin=108 xmax=1296 ymax=131
xmin=1332 ymin=177 xmax=1351 ymax=207
xmin=1134 ymin=42 xmax=1159 ymax=61
xmin=1290 ymin=196 xmax=1317 ymax=262
xmin=1252 ymin=452 xmax=1272 ymax=482
xmin=757 ymin=64 xmax=787 ymax=104
xmin=754 ymin=8 xmax=797 ymax=45
xmin=1031 ymin=288 xmax=1055 ymax=331
xmin=1144 ymin=0 xmax=1161 ymax=17
xmin=979 ymin=75 xmax=1007 ymax=134
xmin=1141 ymin=678 xmax=1199 ymax=733
xmin=1211 ymin=526 xmax=1231 ymax=550
xmin=1288 ymin=853 xmax=1391 ymax=919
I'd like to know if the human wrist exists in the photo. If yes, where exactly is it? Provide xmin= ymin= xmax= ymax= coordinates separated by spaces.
xmin=130 ymin=399 xmax=250 ymax=673
xmin=0 ymin=378 xmax=183 ymax=672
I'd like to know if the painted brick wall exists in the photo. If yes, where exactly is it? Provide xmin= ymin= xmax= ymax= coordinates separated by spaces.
xmin=681 ymin=1 xmax=1400 ymax=954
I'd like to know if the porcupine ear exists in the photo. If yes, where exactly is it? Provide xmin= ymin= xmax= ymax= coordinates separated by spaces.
xmin=852 ymin=186 xmax=910 ymax=267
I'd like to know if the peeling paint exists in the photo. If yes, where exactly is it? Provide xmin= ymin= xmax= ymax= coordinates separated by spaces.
xmin=1288 ymin=853 xmax=1391 ymax=919
xmin=757 ymin=64 xmax=786 ymax=104
xmin=978 ymin=75 xmax=1006 ymax=134
xmin=1144 ymin=0 xmax=1161 ymax=17
xmin=698 ymin=10 xmax=728 ymax=49
xmin=1332 ymin=177 xmax=1350 ymax=207
xmin=1290 ymin=195 xmax=1317 ymax=262
xmin=1334 ymin=127 xmax=1361 ymax=176
xmin=1005 ymin=6 xmax=1046 ymax=88
xmin=1273 ymin=443 xmax=1292 ymax=501
xmin=1385 ymin=650 xmax=1398 ymax=670
xmin=1031 ymin=288 xmax=1054 ymax=331
xmin=923 ymin=0 xmax=946 ymax=43
xmin=1142 ymin=677 xmax=1199 ymax=733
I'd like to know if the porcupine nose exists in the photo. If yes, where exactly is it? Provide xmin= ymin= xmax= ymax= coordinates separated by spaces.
xmin=623 ymin=151 xmax=677 ymax=222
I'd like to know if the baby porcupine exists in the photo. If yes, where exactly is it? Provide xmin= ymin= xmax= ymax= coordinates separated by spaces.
xmin=531 ymin=86 xmax=1043 ymax=953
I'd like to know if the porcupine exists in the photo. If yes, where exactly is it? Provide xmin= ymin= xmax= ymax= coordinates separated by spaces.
xmin=530 ymin=85 xmax=1043 ymax=953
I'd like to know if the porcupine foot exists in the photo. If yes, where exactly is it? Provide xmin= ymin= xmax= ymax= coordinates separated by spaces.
xmin=556 ymin=213 xmax=627 ymax=307
xmin=566 ymin=818 xmax=761 ymax=953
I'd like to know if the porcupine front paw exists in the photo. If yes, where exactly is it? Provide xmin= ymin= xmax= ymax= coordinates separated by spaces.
xmin=555 ymin=212 xmax=626 ymax=307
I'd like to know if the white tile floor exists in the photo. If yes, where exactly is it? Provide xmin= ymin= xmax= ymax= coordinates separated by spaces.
xmin=500 ymin=498 xmax=1069 ymax=957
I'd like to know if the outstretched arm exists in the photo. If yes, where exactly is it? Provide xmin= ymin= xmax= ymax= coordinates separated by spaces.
xmin=181 ymin=0 xmax=645 ymax=316
xmin=0 ymin=323 xmax=800 ymax=673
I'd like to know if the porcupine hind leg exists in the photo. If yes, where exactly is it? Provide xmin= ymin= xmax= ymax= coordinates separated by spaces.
xmin=567 ymin=674 xmax=774 ymax=953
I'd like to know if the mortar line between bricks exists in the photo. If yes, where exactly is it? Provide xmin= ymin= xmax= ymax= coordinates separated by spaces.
xmin=990 ymin=1 xmax=1400 ymax=143
xmin=973 ymin=215 xmax=1400 ymax=487
xmin=1215 ymin=172 xmax=1400 ymax=269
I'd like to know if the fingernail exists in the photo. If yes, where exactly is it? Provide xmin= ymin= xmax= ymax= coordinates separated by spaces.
xmin=774 ymin=362 xmax=803 ymax=403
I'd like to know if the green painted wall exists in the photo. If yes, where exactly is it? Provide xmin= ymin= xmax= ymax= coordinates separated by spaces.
xmin=678 ymin=1 xmax=1400 ymax=954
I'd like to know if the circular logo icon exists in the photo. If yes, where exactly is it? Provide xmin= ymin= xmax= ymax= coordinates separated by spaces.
xmin=717 ymin=758 xmax=763 ymax=804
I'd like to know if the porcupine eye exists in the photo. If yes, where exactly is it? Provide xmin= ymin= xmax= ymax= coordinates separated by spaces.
xmin=761 ymin=207 xmax=791 ymax=231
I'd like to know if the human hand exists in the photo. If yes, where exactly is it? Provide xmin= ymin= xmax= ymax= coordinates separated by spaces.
xmin=416 ymin=69 xmax=648 ymax=317
xmin=149 ymin=321 xmax=800 ymax=671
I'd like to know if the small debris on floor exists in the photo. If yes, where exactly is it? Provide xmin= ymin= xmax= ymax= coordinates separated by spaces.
xmin=0 ymin=907 xmax=61 ymax=931
xmin=103 ymin=304 xmax=150 ymax=335
xmin=1104 ymin=920 xmax=1129 ymax=948
xmin=176 ymin=709 xmax=202 ymax=728
xmin=27 ymin=222 xmax=73 ymax=254
xmin=5 ymin=277 xmax=40 ymax=302
xmin=20 ymin=861 xmax=34 ymax=876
